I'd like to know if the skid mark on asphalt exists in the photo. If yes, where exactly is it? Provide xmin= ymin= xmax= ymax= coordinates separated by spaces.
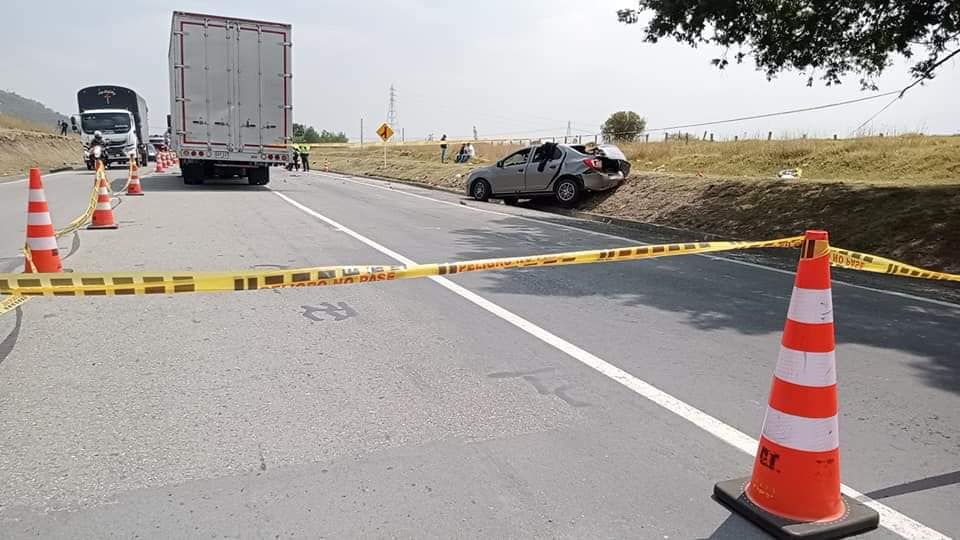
xmin=271 ymin=187 xmax=949 ymax=540
xmin=488 ymin=367 xmax=591 ymax=407
xmin=0 ymin=306 xmax=24 ymax=366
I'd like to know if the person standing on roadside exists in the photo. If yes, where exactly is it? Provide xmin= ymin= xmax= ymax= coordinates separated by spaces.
xmin=298 ymin=143 xmax=311 ymax=172
xmin=440 ymin=134 xmax=448 ymax=163
xmin=59 ymin=120 xmax=68 ymax=136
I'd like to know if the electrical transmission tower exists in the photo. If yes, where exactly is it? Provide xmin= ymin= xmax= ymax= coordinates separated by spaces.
xmin=387 ymin=84 xmax=398 ymax=131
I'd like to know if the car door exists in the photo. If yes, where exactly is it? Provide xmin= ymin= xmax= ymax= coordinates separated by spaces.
xmin=490 ymin=147 xmax=532 ymax=194
xmin=523 ymin=143 xmax=564 ymax=192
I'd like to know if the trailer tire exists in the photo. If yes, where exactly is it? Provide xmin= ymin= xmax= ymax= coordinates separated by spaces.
xmin=248 ymin=166 xmax=270 ymax=185
xmin=182 ymin=163 xmax=204 ymax=185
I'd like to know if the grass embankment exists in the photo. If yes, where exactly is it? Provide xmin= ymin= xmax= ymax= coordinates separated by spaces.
xmin=312 ymin=136 xmax=960 ymax=272
xmin=0 ymin=114 xmax=82 ymax=178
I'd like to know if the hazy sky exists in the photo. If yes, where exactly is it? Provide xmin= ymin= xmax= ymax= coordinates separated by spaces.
xmin=3 ymin=0 xmax=957 ymax=140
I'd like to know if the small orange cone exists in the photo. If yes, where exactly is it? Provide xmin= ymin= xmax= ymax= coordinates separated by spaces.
xmin=155 ymin=153 xmax=166 ymax=173
xmin=714 ymin=230 xmax=878 ymax=538
xmin=127 ymin=158 xmax=144 ymax=196
xmin=23 ymin=168 xmax=63 ymax=273
xmin=88 ymin=163 xmax=118 ymax=230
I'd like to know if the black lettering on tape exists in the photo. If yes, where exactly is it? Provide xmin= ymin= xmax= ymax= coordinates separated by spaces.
xmin=53 ymin=291 xmax=76 ymax=296
xmin=317 ymin=270 xmax=336 ymax=279
xmin=292 ymin=272 xmax=310 ymax=282
xmin=618 ymin=249 xmax=631 ymax=257
xmin=173 ymin=276 xmax=192 ymax=281
xmin=18 ymin=278 xmax=41 ymax=288
xmin=264 ymin=275 xmax=284 ymax=285
xmin=85 ymin=290 xmax=107 ymax=296
xmin=697 ymin=243 xmax=711 ymax=249
xmin=343 ymin=267 xmax=361 ymax=277
xmin=115 ymin=289 xmax=136 ymax=295
xmin=143 ymin=276 xmax=164 ymax=283
xmin=683 ymin=243 xmax=696 ymax=250
xmin=234 ymin=278 xmax=244 ymax=291
xmin=371 ymin=266 xmax=385 ymax=273
xmin=113 ymin=277 xmax=135 ymax=285
xmin=145 ymin=286 xmax=166 ymax=294
xmin=174 ymin=284 xmax=195 ymax=293
xmin=22 ymin=291 xmax=44 ymax=296
xmin=51 ymin=278 xmax=74 ymax=287
xmin=247 ymin=277 xmax=258 ymax=290
xmin=81 ymin=278 xmax=105 ymax=286
xmin=668 ymin=244 xmax=681 ymax=252
xmin=652 ymin=246 xmax=664 ymax=254
xmin=0 ymin=279 xmax=8 ymax=290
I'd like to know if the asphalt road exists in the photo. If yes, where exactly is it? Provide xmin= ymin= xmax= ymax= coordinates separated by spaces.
xmin=0 ymin=167 xmax=957 ymax=539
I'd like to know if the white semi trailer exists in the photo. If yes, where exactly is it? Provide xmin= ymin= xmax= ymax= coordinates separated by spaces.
xmin=169 ymin=11 xmax=292 ymax=185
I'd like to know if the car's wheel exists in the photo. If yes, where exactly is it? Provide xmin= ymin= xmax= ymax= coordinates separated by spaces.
xmin=502 ymin=197 xmax=519 ymax=206
xmin=554 ymin=176 xmax=581 ymax=206
xmin=470 ymin=179 xmax=491 ymax=202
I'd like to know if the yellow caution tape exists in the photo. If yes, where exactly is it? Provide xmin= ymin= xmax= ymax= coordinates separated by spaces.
xmin=829 ymin=247 xmax=960 ymax=282
xmin=0 ymin=295 xmax=29 ymax=315
xmin=1 ymin=237 xmax=803 ymax=297
xmin=55 ymin=174 xmax=100 ymax=239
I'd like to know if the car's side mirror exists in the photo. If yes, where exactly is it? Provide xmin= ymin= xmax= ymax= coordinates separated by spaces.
xmin=496 ymin=161 xmax=503 ymax=168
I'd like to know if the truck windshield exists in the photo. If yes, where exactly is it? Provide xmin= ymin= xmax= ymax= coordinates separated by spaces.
xmin=80 ymin=113 xmax=131 ymax=134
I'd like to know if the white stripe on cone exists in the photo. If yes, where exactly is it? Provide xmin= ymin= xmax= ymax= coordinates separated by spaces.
xmin=786 ymin=287 xmax=834 ymax=324
xmin=28 ymin=189 xmax=47 ymax=202
xmin=95 ymin=202 xmax=111 ymax=210
xmin=27 ymin=236 xmax=58 ymax=250
xmin=27 ymin=212 xmax=53 ymax=225
xmin=774 ymin=347 xmax=837 ymax=387
xmin=761 ymin=406 xmax=839 ymax=452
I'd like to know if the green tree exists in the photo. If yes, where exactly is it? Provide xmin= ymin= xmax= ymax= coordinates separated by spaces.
xmin=302 ymin=126 xmax=321 ymax=143
xmin=602 ymin=111 xmax=647 ymax=142
xmin=293 ymin=123 xmax=306 ymax=140
xmin=617 ymin=1 xmax=960 ymax=89
xmin=318 ymin=130 xmax=349 ymax=143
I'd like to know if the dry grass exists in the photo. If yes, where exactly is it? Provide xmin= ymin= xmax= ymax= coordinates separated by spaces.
xmin=621 ymin=135 xmax=960 ymax=185
xmin=0 ymin=113 xmax=56 ymax=133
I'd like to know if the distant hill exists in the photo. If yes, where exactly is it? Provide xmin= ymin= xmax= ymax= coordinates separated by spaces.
xmin=0 ymin=90 xmax=68 ymax=128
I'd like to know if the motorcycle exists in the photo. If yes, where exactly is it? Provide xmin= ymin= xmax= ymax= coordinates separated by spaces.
xmin=85 ymin=143 xmax=108 ymax=170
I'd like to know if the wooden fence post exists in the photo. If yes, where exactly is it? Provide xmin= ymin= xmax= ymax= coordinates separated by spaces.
xmin=767 ymin=131 xmax=773 ymax=140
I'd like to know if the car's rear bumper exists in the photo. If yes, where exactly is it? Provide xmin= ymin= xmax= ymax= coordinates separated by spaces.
xmin=582 ymin=172 xmax=623 ymax=191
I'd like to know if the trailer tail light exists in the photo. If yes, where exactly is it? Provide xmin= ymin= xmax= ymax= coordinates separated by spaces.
xmin=190 ymin=151 xmax=197 ymax=156
xmin=582 ymin=158 xmax=602 ymax=171
xmin=281 ymin=154 xmax=287 ymax=161
xmin=268 ymin=154 xmax=275 ymax=160
xmin=198 ymin=151 xmax=205 ymax=157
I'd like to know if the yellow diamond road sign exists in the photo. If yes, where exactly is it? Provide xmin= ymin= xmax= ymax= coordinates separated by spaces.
xmin=377 ymin=123 xmax=394 ymax=142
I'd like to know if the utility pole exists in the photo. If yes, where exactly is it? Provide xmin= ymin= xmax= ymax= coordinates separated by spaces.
xmin=566 ymin=120 xmax=571 ymax=139
xmin=360 ymin=118 xmax=364 ymax=148
xmin=387 ymin=84 xmax=398 ymax=132
xmin=473 ymin=125 xmax=478 ymax=141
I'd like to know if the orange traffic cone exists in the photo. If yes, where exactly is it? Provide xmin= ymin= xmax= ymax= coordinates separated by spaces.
xmin=127 ymin=158 xmax=144 ymax=196
xmin=23 ymin=168 xmax=63 ymax=273
xmin=88 ymin=163 xmax=118 ymax=229
xmin=156 ymin=153 xmax=166 ymax=173
xmin=714 ymin=230 xmax=878 ymax=538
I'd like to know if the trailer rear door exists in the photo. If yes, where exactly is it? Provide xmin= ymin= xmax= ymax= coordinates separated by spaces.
xmin=236 ymin=24 xmax=290 ymax=152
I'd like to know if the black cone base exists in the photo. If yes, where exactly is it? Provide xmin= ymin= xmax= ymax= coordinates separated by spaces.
xmin=713 ymin=477 xmax=879 ymax=539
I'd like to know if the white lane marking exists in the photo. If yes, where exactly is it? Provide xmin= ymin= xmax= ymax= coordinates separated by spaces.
xmin=272 ymin=188 xmax=948 ymax=540
xmin=314 ymin=171 xmax=960 ymax=310
xmin=0 ymin=170 xmax=77 ymax=186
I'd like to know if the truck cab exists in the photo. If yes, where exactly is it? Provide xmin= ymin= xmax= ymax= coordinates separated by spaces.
xmin=73 ymin=86 xmax=150 ymax=168
xmin=72 ymin=109 xmax=138 ymax=169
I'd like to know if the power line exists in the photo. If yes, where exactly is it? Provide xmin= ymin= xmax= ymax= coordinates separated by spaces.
xmin=850 ymin=95 xmax=901 ymax=135
xmin=642 ymin=90 xmax=902 ymax=133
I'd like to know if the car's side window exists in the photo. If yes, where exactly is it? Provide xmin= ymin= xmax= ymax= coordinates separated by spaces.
xmin=502 ymin=149 xmax=531 ymax=167
xmin=532 ymin=145 xmax=563 ymax=162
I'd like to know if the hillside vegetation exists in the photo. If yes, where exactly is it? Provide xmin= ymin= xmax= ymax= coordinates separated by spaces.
xmin=0 ymin=89 xmax=67 ymax=128
xmin=311 ymin=136 xmax=960 ymax=271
